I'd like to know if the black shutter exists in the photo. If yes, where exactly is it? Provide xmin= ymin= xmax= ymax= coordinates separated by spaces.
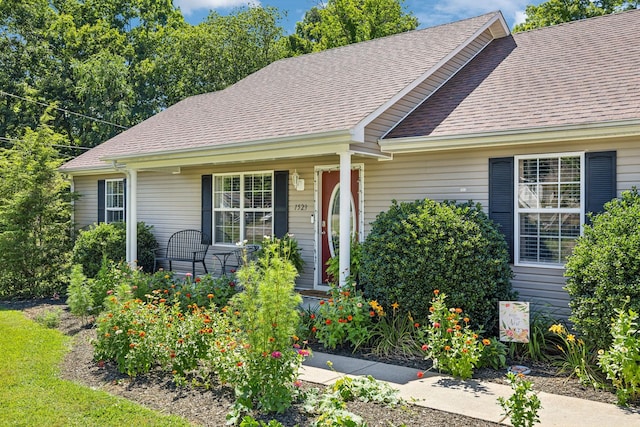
xmin=585 ymin=151 xmax=616 ymax=219
xmin=489 ymin=157 xmax=514 ymax=262
xmin=273 ymin=171 xmax=289 ymax=238
xmin=97 ymin=180 xmax=105 ymax=223
xmin=201 ymin=175 xmax=213 ymax=245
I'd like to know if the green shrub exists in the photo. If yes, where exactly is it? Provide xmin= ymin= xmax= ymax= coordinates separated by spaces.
xmin=565 ymin=188 xmax=640 ymax=350
xmin=34 ymin=307 xmax=63 ymax=329
xmin=72 ymin=221 xmax=157 ymax=278
xmin=361 ymin=199 xmax=515 ymax=332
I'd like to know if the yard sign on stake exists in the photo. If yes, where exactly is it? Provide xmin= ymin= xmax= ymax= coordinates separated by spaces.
xmin=499 ymin=301 xmax=530 ymax=343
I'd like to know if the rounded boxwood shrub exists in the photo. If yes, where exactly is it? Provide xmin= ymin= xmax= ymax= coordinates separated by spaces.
xmin=360 ymin=199 xmax=515 ymax=332
xmin=565 ymin=188 xmax=640 ymax=350
xmin=72 ymin=221 xmax=157 ymax=278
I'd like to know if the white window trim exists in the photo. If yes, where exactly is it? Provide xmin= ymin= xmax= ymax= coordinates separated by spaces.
xmin=212 ymin=170 xmax=274 ymax=245
xmin=105 ymin=178 xmax=125 ymax=224
xmin=514 ymin=152 xmax=585 ymax=269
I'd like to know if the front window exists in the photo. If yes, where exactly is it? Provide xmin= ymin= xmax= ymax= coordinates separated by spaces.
xmin=105 ymin=179 xmax=125 ymax=223
xmin=213 ymin=172 xmax=273 ymax=244
xmin=515 ymin=153 xmax=583 ymax=266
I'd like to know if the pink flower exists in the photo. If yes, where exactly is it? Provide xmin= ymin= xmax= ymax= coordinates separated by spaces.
xmin=293 ymin=380 xmax=302 ymax=388
xmin=185 ymin=272 xmax=193 ymax=277
xmin=271 ymin=351 xmax=282 ymax=359
xmin=433 ymin=322 xmax=441 ymax=328
xmin=297 ymin=349 xmax=310 ymax=357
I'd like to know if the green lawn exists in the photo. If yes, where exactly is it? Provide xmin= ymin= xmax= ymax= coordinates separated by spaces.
xmin=0 ymin=309 xmax=193 ymax=427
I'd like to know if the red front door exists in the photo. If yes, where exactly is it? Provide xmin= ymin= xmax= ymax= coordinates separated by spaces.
xmin=320 ymin=169 xmax=359 ymax=284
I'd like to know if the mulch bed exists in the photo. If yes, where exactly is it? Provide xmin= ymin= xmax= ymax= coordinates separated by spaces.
xmin=1 ymin=298 xmax=631 ymax=426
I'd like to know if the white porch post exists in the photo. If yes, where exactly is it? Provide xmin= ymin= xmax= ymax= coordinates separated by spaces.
xmin=126 ymin=169 xmax=138 ymax=269
xmin=339 ymin=152 xmax=352 ymax=286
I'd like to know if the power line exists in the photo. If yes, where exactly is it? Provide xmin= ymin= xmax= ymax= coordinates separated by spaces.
xmin=0 ymin=136 xmax=92 ymax=151
xmin=0 ymin=90 xmax=129 ymax=130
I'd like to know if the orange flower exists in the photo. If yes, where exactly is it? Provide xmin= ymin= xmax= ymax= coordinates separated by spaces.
xmin=237 ymin=362 xmax=243 ymax=367
xmin=417 ymin=371 xmax=424 ymax=379
xmin=433 ymin=289 xmax=440 ymax=295
xmin=429 ymin=306 xmax=435 ymax=313
xmin=455 ymin=308 xmax=463 ymax=314
xmin=482 ymin=339 xmax=491 ymax=346
xmin=369 ymin=311 xmax=375 ymax=317
xmin=310 ymin=313 xmax=316 ymax=319
xmin=414 ymin=323 xmax=420 ymax=328
xmin=325 ymin=319 xmax=332 ymax=325
xmin=139 ymin=331 xmax=146 ymax=338
xmin=269 ymin=337 xmax=275 ymax=342
xmin=347 ymin=315 xmax=353 ymax=321
xmin=207 ymin=294 xmax=214 ymax=299
xmin=311 ymin=326 xmax=317 ymax=333
xmin=129 ymin=343 xmax=136 ymax=349
xmin=444 ymin=345 xmax=451 ymax=351
xmin=319 ymin=300 xmax=325 ymax=305
xmin=463 ymin=317 xmax=470 ymax=323
xmin=455 ymin=325 xmax=461 ymax=330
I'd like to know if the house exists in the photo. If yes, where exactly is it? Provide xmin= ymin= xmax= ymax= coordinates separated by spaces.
xmin=60 ymin=9 xmax=640 ymax=317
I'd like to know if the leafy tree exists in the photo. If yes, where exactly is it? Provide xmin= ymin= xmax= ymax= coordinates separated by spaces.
xmin=0 ymin=117 xmax=74 ymax=298
xmin=288 ymin=0 xmax=418 ymax=54
xmin=513 ymin=0 xmax=639 ymax=32
xmin=152 ymin=6 xmax=286 ymax=106
xmin=0 ymin=1 xmax=286 ymax=151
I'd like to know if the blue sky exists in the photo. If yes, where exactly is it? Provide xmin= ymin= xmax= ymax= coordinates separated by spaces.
xmin=175 ymin=0 xmax=545 ymax=33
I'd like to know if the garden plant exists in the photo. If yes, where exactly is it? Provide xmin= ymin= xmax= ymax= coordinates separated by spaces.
xmin=361 ymin=199 xmax=515 ymax=333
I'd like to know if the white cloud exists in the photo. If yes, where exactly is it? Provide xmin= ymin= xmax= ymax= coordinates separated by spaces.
xmin=174 ymin=0 xmax=261 ymax=15
xmin=514 ymin=10 xmax=528 ymax=26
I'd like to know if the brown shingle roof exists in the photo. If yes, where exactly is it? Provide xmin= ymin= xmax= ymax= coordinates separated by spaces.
xmin=385 ymin=10 xmax=640 ymax=140
xmin=61 ymin=12 xmax=501 ymax=171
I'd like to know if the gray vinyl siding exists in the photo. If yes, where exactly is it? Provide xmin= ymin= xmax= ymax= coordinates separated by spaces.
xmin=71 ymin=135 xmax=639 ymax=313
xmin=363 ymin=29 xmax=494 ymax=145
xmin=361 ymin=136 xmax=640 ymax=318
xmin=73 ymin=173 xmax=126 ymax=230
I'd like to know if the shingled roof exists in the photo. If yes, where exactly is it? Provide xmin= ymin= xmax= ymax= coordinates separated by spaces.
xmin=61 ymin=12 xmax=503 ymax=172
xmin=384 ymin=9 xmax=640 ymax=141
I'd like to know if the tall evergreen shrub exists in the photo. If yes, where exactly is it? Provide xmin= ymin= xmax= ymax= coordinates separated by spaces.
xmin=0 ymin=122 xmax=74 ymax=298
xmin=361 ymin=199 xmax=515 ymax=332
xmin=565 ymin=188 xmax=640 ymax=350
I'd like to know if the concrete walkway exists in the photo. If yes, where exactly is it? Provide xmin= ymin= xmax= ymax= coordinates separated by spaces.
xmin=301 ymin=351 xmax=640 ymax=427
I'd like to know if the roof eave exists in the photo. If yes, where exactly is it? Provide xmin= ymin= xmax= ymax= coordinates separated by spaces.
xmin=379 ymin=119 xmax=640 ymax=153
xmin=98 ymin=129 xmax=359 ymax=170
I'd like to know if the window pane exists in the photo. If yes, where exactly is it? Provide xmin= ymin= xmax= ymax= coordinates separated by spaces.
xmin=519 ymin=236 xmax=539 ymax=262
xmin=539 ymin=237 xmax=561 ymax=263
xmin=107 ymin=210 xmax=124 ymax=223
xmin=215 ymin=176 xmax=240 ymax=208
xmin=519 ymin=159 xmax=537 ymax=183
xmin=245 ymin=174 xmax=272 ymax=209
xmin=560 ymin=184 xmax=580 ymax=208
xmin=539 ymin=213 xmax=559 ymax=237
xmin=560 ymin=157 xmax=580 ymax=181
xmin=215 ymin=211 xmax=240 ymax=244
xmin=244 ymin=211 xmax=272 ymax=244
xmin=520 ymin=213 xmax=539 ymax=236
xmin=538 ymin=158 xmax=558 ymax=183
xmin=518 ymin=184 xmax=539 ymax=208
xmin=560 ymin=213 xmax=581 ymax=237
xmin=539 ymin=184 xmax=559 ymax=208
